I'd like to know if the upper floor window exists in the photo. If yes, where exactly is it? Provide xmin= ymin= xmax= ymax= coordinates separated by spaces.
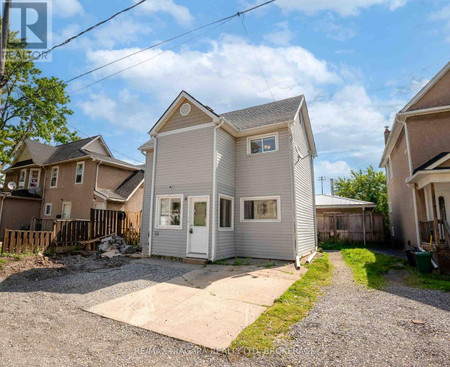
xmin=50 ymin=166 xmax=59 ymax=188
xmin=247 ymin=133 xmax=278 ymax=155
xmin=75 ymin=162 xmax=84 ymax=184
xmin=18 ymin=169 xmax=26 ymax=189
xmin=28 ymin=169 xmax=40 ymax=188
xmin=240 ymin=196 xmax=281 ymax=222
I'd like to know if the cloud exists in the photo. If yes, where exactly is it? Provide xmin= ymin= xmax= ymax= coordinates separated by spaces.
xmin=263 ymin=21 xmax=294 ymax=46
xmin=79 ymin=90 xmax=154 ymax=131
xmin=274 ymin=0 xmax=409 ymax=17
xmin=315 ymin=14 xmax=356 ymax=41
xmin=53 ymin=0 xmax=83 ymax=18
xmin=314 ymin=160 xmax=353 ymax=193
xmin=430 ymin=4 xmax=450 ymax=42
xmin=138 ymin=0 xmax=194 ymax=26
xmin=84 ymin=35 xmax=340 ymax=112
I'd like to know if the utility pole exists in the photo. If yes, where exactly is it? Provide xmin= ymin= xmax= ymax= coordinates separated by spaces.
xmin=0 ymin=0 xmax=12 ymax=108
xmin=330 ymin=178 xmax=334 ymax=196
xmin=318 ymin=176 xmax=326 ymax=195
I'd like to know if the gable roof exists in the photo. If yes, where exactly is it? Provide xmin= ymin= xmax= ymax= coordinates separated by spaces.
xmin=25 ymin=139 xmax=58 ymax=164
xmin=96 ymin=169 xmax=144 ymax=202
xmin=413 ymin=152 xmax=450 ymax=174
xmin=316 ymin=194 xmax=376 ymax=208
xmin=44 ymin=137 xmax=97 ymax=165
xmin=87 ymin=151 xmax=139 ymax=170
xmin=221 ymin=95 xmax=303 ymax=130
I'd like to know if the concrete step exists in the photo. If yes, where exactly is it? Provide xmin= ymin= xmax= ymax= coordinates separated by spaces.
xmin=182 ymin=257 xmax=208 ymax=265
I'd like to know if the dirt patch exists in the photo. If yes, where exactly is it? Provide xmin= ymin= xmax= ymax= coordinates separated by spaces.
xmin=0 ymin=253 xmax=134 ymax=282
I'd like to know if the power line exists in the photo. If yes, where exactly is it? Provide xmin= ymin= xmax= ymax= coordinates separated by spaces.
xmin=65 ymin=0 xmax=277 ymax=85
xmin=1 ymin=0 xmax=148 ymax=88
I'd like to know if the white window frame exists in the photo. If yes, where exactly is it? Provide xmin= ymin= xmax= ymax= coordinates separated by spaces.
xmin=240 ymin=195 xmax=281 ymax=222
xmin=28 ymin=168 xmax=40 ymax=188
xmin=155 ymin=194 xmax=184 ymax=230
xmin=18 ymin=169 xmax=26 ymax=189
xmin=218 ymin=194 xmax=234 ymax=231
xmin=50 ymin=166 xmax=59 ymax=188
xmin=247 ymin=132 xmax=279 ymax=155
xmin=44 ymin=203 xmax=52 ymax=216
xmin=75 ymin=161 xmax=85 ymax=184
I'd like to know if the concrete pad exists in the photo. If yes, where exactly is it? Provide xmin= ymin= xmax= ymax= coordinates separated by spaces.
xmin=87 ymin=262 xmax=302 ymax=350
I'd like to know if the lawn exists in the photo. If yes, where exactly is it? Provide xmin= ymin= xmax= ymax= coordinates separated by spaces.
xmin=231 ymin=253 xmax=333 ymax=353
xmin=340 ymin=247 xmax=450 ymax=292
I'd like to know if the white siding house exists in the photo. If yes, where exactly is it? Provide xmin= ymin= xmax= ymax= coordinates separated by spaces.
xmin=139 ymin=91 xmax=317 ymax=262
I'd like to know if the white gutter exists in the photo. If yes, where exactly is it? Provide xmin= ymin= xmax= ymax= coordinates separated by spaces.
xmin=211 ymin=118 xmax=225 ymax=261
xmin=148 ymin=136 xmax=158 ymax=256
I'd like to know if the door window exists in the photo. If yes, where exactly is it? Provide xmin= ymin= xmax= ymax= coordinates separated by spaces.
xmin=194 ymin=201 xmax=207 ymax=226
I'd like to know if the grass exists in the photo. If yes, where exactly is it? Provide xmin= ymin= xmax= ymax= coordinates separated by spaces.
xmin=340 ymin=248 xmax=450 ymax=292
xmin=320 ymin=239 xmax=387 ymax=251
xmin=213 ymin=257 xmax=252 ymax=266
xmin=231 ymin=253 xmax=333 ymax=354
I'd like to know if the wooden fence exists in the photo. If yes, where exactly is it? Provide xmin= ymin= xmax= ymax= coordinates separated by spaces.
xmin=317 ymin=212 xmax=385 ymax=243
xmin=90 ymin=209 xmax=141 ymax=245
xmin=54 ymin=220 xmax=90 ymax=245
xmin=1 ymin=230 xmax=54 ymax=254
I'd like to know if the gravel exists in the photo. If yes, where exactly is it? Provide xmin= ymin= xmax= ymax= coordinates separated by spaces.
xmin=0 ymin=252 xmax=448 ymax=366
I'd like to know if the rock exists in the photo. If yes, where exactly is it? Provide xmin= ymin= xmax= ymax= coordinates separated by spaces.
xmin=412 ymin=319 xmax=425 ymax=325
xmin=99 ymin=242 xmax=114 ymax=252
xmin=120 ymin=244 xmax=137 ymax=254
xmin=101 ymin=250 xmax=121 ymax=258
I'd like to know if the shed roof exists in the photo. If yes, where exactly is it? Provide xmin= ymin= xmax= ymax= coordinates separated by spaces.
xmin=315 ymin=194 xmax=376 ymax=208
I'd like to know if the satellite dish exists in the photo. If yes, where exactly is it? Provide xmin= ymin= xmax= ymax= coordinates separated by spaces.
xmin=7 ymin=181 xmax=17 ymax=190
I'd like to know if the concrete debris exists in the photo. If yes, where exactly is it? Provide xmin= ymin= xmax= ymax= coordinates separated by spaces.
xmin=98 ymin=234 xmax=139 ymax=255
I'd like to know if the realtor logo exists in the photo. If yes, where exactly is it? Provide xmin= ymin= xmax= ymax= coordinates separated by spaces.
xmin=3 ymin=0 xmax=52 ymax=61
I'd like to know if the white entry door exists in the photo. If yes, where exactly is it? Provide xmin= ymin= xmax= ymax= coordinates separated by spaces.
xmin=62 ymin=202 xmax=72 ymax=219
xmin=187 ymin=196 xmax=209 ymax=258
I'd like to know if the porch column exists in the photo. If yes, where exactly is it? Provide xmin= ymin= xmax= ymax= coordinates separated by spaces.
xmin=431 ymin=183 xmax=440 ymax=247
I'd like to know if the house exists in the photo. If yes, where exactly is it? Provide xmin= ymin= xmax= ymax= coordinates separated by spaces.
xmin=0 ymin=136 xmax=144 ymax=239
xmin=315 ymin=194 xmax=384 ymax=244
xmin=138 ymin=91 xmax=317 ymax=262
xmin=380 ymin=62 xmax=450 ymax=253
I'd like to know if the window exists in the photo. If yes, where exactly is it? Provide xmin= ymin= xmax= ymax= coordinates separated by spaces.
xmin=247 ymin=133 xmax=278 ymax=155
xmin=50 ymin=166 xmax=59 ymax=188
xmin=156 ymin=195 xmax=183 ymax=229
xmin=219 ymin=194 xmax=234 ymax=231
xmin=240 ymin=196 xmax=281 ymax=222
xmin=44 ymin=203 xmax=52 ymax=216
xmin=28 ymin=169 xmax=40 ymax=188
xmin=18 ymin=169 xmax=26 ymax=189
xmin=75 ymin=162 xmax=84 ymax=184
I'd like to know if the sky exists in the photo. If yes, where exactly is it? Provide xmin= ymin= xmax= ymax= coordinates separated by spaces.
xmin=7 ymin=0 xmax=450 ymax=194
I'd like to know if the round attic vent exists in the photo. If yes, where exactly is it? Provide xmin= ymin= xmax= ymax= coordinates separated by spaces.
xmin=180 ymin=102 xmax=191 ymax=116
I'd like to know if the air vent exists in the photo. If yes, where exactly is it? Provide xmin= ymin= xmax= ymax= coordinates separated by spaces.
xmin=180 ymin=103 xmax=191 ymax=116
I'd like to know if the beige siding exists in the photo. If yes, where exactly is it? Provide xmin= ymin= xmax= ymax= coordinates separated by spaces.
xmin=291 ymin=113 xmax=317 ymax=257
xmin=387 ymin=128 xmax=417 ymax=247
xmin=140 ymin=151 xmax=153 ymax=254
xmin=150 ymin=127 xmax=214 ymax=258
xmin=83 ymin=139 xmax=110 ymax=155
xmin=215 ymin=128 xmax=236 ymax=260
xmin=408 ymin=70 xmax=450 ymax=111
xmin=234 ymin=128 xmax=294 ymax=260
xmin=159 ymin=98 xmax=213 ymax=133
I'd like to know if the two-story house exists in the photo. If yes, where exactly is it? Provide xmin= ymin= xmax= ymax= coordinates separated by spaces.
xmin=0 ymin=136 xmax=144 ymax=239
xmin=139 ymin=91 xmax=317 ymax=262
xmin=380 ymin=62 xmax=450 ymax=257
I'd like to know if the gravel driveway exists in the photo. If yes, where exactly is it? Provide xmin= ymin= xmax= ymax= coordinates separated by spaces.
xmin=0 ymin=253 xmax=448 ymax=366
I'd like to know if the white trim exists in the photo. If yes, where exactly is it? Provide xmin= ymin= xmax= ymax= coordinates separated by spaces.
xmin=154 ymin=194 xmax=184 ymax=230
xmin=157 ymin=122 xmax=215 ymax=137
xmin=240 ymin=195 xmax=281 ymax=222
xmin=148 ymin=138 xmax=157 ymax=256
xmin=218 ymin=194 xmax=234 ymax=231
xmin=75 ymin=161 xmax=85 ymax=184
xmin=427 ymin=153 xmax=450 ymax=170
xmin=28 ymin=168 xmax=40 ymax=188
xmin=18 ymin=168 xmax=26 ymax=189
xmin=44 ymin=203 xmax=52 ymax=216
xmin=180 ymin=102 xmax=191 ymax=116
xmin=186 ymin=195 xmax=210 ymax=259
xmin=401 ymin=62 xmax=450 ymax=113
xmin=247 ymin=132 xmax=279 ymax=155
xmin=61 ymin=201 xmax=72 ymax=220
xmin=94 ymin=190 xmax=108 ymax=200
xmin=49 ymin=166 xmax=59 ymax=188
xmin=150 ymin=91 xmax=219 ymax=134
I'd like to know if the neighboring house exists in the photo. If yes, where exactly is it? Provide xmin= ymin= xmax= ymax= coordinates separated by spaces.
xmin=380 ymin=62 xmax=450 ymax=250
xmin=0 ymin=136 xmax=144 ymax=239
xmin=139 ymin=91 xmax=317 ymax=262
xmin=315 ymin=194 xmax=383 ymax=244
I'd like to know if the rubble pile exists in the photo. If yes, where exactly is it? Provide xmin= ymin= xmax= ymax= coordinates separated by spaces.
xmin=98 ymin=234 xmax=139 ymax=258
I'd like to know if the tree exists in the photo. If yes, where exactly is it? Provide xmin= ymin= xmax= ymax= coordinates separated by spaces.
xmin=0 ymin=25 xmax=77 ymax=170
xmin=334 ymin=166 xmax=389 ymax=225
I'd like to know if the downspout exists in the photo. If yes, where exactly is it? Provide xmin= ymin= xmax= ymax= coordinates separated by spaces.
xmin=148 ymin=136 xmax=158 ymax=257
xmin=211 ymin=118 xmax=225 ymax=261
xmin=41 ymin=168 xmax=47 ymax=213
